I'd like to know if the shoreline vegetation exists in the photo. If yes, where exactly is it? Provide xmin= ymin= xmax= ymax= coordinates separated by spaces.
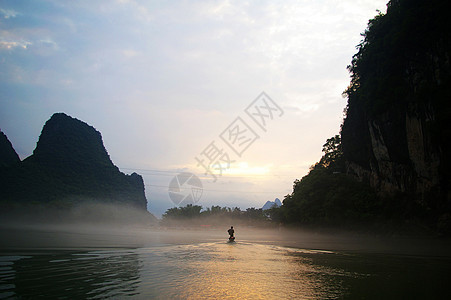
xmin=160 ymin=202 xmax=445 ymax=238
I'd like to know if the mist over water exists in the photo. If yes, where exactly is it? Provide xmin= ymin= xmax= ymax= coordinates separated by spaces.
xmin=1 ymin=217 xmax=451 ymax=299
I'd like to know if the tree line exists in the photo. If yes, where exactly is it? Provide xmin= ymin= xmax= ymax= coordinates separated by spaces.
xmin=161 ymin=204 xmax=273 ymax=227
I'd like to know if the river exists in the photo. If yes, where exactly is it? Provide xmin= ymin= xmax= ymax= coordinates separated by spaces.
xmin=1 ymin=226 xmax=450 ymax=299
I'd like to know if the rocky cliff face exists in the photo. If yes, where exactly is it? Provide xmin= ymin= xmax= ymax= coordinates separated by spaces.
xmin=343 ymin=103 xmax=445 ymax=205
xmin=341 ymin=0 xmax=450 ymax=217
xmin=0 ymin=113 xmax=148 ymax=210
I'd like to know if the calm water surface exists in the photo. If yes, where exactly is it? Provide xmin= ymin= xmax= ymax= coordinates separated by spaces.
xmin=1 ymin=229 xmax=450 ymax=299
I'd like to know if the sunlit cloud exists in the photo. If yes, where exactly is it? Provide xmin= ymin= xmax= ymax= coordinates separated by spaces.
xmin=0 ymin=8 xmax=19 ymax=19
xmin=0 ymin=40 xmax=31 ymax=50
xmin=121 ymin=49 xmax=140 ymax=58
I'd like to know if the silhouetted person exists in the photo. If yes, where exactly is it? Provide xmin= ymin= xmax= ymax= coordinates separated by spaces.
xmin=228 ymin=226 xmax=234 ymax=239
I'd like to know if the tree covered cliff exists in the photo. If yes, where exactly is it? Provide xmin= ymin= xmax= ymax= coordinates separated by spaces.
xmin=277 ymin=0 xmax=451 ymax=234
xmin=342 ymin=0 xmax=450 ymax=225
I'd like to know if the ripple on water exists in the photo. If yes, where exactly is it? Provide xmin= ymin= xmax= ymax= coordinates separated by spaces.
xmin=132 ymin=242 xmax=349 ymax=299
xmin=1 ymin=242 xmax=450 ymax=299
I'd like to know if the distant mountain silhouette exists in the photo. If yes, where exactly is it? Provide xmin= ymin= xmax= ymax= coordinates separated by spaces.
xmin=262 ymin=198 xmax=281 ymax=210
xmin=0 ymin=113 xmax=151 ymax=221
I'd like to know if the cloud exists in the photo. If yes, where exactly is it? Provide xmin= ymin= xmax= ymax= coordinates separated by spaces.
xmin=0 ymin=39 xmax=31 ymax=50
xmin=37 ymin=38 xmax=59 ymax=50
xmin=0 ymin=8 xmax=19 ymax=19
xmin=121 ymin=49 xmax=140 ymax=58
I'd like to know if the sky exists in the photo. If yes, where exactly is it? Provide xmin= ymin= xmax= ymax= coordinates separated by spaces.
xmin=0 ymin=0 xmax=388 ymax=217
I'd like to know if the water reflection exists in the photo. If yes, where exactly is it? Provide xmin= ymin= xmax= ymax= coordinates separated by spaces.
xmin=1 ymin=241 xmax=450 ymax=299
xmin=0 ymin=250 xmax=141 ymax=299
xmin=136 ymin=243 xmax=350 ymax=299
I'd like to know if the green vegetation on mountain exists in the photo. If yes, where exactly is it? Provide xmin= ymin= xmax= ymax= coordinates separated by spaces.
xmin=277 ymin=0 xmax=451 ymax=234
xmin=161 ymin=204 xmax=271 ymax=227
xmin=274 ymin=136 xmax=381 ymax=228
